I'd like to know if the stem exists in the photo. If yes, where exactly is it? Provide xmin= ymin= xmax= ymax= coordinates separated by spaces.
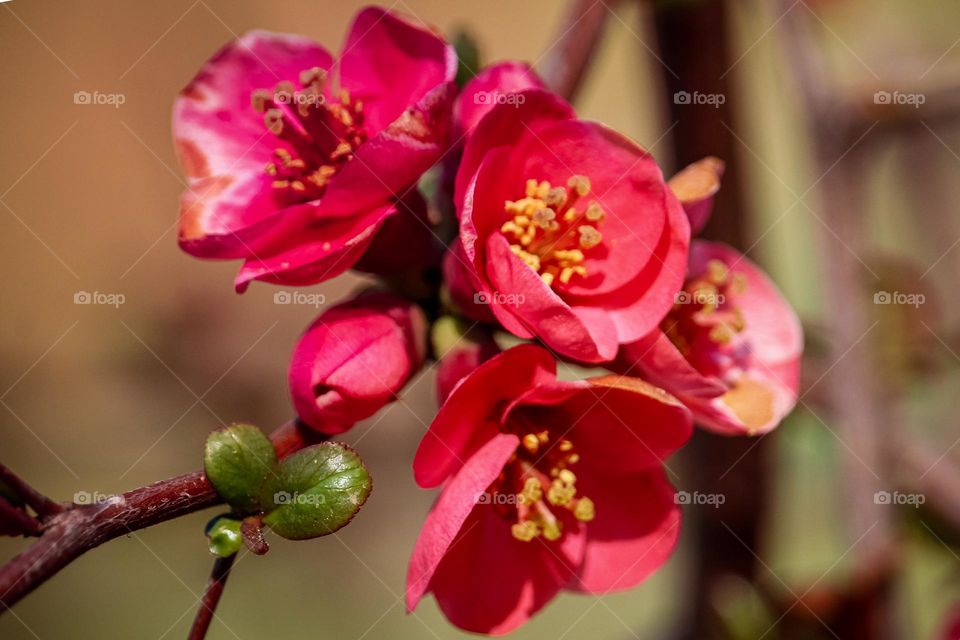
xmin=538 ymin=0 xmax=621 ymax=102
xmin=0 ymin=497 xmax=40 ymax=537
xmin=649 ymin=1 xmax=763 ymax=636
xmin=188 ymin=554 xmax=236 ymax=640
xmin=0 ymin=420 xmax=323 ymax=613
xmin=0 ymin=470 xmax=217 ymax=612
xmin=0 ymin=462 xmax=63 ymax=518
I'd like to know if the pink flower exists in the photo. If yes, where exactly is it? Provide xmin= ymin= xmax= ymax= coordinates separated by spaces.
xmin=451 ymin=89 xmax=690 ymax=362
xmin=617 ymin=240 xmax=803 ymax=435
xmin=289 ymin=292 xmax=426 ymax=434
xmin=455 ymin=61 xmax=545 ymax=136
xmin=406 ymin=345 xmax=692 ymax=634
xmin=172 ymin=7 xmax=456 ymax=291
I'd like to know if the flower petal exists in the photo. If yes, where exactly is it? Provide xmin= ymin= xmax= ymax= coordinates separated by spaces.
xmin=173 ymin=31 xmax=333 ymax=257
xmin=668 ymin=156 xmax=724 ymax=234
xmin=455 ymin=88 xmax=574 ymax=212
xmin=422 ymin=486 xmax=585 ymax=634
xmin=317 ymin=81 xmax=456 ymax=218
xmin=689 ymin=241 xmax=803 ymax=392
xmin=484 ymin=233 xmax=618 ymax=362
xmin=406 ymin=432 xmax=520 ymax=616
xmin=413 ymin=345 xmax=556 ymax=488
xmin=617 ymin=330 xmax=728 ymax=398
xmin=288 ymin=292 xmax=426 ymax=433
xmin=570 ymin=468 xmax=681 ymax=593
xmin=233 ymin=203 xmax=396 ymax=291
xmin=338 ymin=6 xmax=457 ymax=135
xmin=511 ymin=375 xmax=692 ymax=474
xmin=456 ymin=61 xmax=545 ymax=135
xmin=689 ymin=372 xmax=798 ymax=436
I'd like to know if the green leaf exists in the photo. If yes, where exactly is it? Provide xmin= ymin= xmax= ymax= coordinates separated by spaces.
xmin=205 ymin=514 xmax=243 ymax=558
xmin=204 ymin=423 xmax=278 ymax=513
xmin=262 ymin=443 xmax=372 ymax=540
xmin=452 ymin=29 xmax=480 ymax=88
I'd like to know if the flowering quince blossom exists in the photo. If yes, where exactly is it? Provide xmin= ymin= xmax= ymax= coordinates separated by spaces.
xmin=614 ymin=158 xmax=803 ymax=435
xmin=454 ymin=61 xmax=546 ymax=136
xmin=289 ymin=292 xmax=426 ymax=435
xmin=406 ymin=344 xmax=692 ymax=634
xmin=446 ymin=86 xmax=691 ymax=363
xmin=172 ymin=7 xmax=456 ymax=291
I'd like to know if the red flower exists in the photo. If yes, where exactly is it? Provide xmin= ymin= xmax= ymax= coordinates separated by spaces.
xmin=406 ymin=345 xmax=692 ymax=634
xmin=172 ymin=7 xmax=456 ymax=291
xmin=613 ymin=158 xmax=802 ymax=435
xmin=455 ymin=61 xmax=545 ymax=136
xmin=450 ymin=89 xmax=690 ymax=362
xmin=617 ymin=239 xmax=802 ymax=435
xmin=289 ymin=292 xmax=426 ymax=434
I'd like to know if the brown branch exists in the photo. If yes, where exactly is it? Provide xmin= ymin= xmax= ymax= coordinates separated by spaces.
xmin=0 ymin=497 xmax=40 ymax=537
xmin=0 ymin=462 xmax=63 ymax=518
xmin=899 ymin=440 xmax=960 ymax=533
xmin=538 ymin=0 xmax=621 ymax=102
xmin=188 ymin=554 xmax=236 ymax=640
xmin=0 ymin=420 xmax=321 ymax=614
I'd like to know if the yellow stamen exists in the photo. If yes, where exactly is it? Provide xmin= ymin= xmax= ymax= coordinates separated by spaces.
xmin=511 ymin=521 xmax=540 ymax=542
xmin=567 ymin=175 xmax=591 ymax=196
xmin=574 ymin=497 xmax=595 ymax=522
xmin=522 ymin=433 xmax=540 ymax=453
xmin=520 ymin=477 xmax=542 ymax=504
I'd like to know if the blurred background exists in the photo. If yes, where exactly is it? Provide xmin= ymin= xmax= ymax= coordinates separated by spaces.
xmin=1 ymin=0 xmax=959 ymax=638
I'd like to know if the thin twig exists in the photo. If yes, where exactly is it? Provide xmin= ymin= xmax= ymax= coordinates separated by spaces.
xmin=188 ymin=554 xmax=236 ymax=640
xmin=0 ymin=420 xmax=320 ymax=613
xmin=0 ymin=497 xmax=40 ymax=536
xmin=0 ymin=462 xmax=63 ymax=518
xmin=538 ymin=0 xmax=621 ymax=102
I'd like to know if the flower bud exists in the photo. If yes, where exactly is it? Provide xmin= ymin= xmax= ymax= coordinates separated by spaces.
xmin=289 ymin=292 xmax=427 ymax=433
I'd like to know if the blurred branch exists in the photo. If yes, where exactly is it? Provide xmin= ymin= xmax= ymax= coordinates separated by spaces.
xmin=899 ymin=440 xmax=960 ymax=533
xmin=188 ymin=554 xmax=236 ymax=640
xmin=0 ymin=461 xmax=63 ymax=518
xmin=539 ymin=0 xmax=622 ymax=101
xmin=648 ymin=1 xmax=767 ymax=637
xmin=0 ymin=420 xmax=322 ymax=613
xmin=778 ymin=2 xmax=904 ymax=637
xmin=0 ymin=497 xmax=40 ymax=537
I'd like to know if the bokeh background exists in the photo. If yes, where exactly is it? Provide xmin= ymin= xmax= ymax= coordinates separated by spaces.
xmin=2 ymin=0 xmax=959 ymax=638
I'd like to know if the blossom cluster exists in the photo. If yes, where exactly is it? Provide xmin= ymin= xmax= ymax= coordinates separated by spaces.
xmin=173 ymin=6 xmax=802 ymax=634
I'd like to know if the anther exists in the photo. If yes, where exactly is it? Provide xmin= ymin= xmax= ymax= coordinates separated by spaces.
xmin=567 ymin=175 xmax=591 ymax=196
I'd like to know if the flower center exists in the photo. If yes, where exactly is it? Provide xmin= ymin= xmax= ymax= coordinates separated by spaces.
xmin=489 ymin=428 xmax=595 ymax=543
xmin=251 ymin=67 xmax=367 ymax=201
xmin=500 ymin=176 xmax=606 ymax=289
xmin=663 ymin=259 xmax=749 ymax=375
